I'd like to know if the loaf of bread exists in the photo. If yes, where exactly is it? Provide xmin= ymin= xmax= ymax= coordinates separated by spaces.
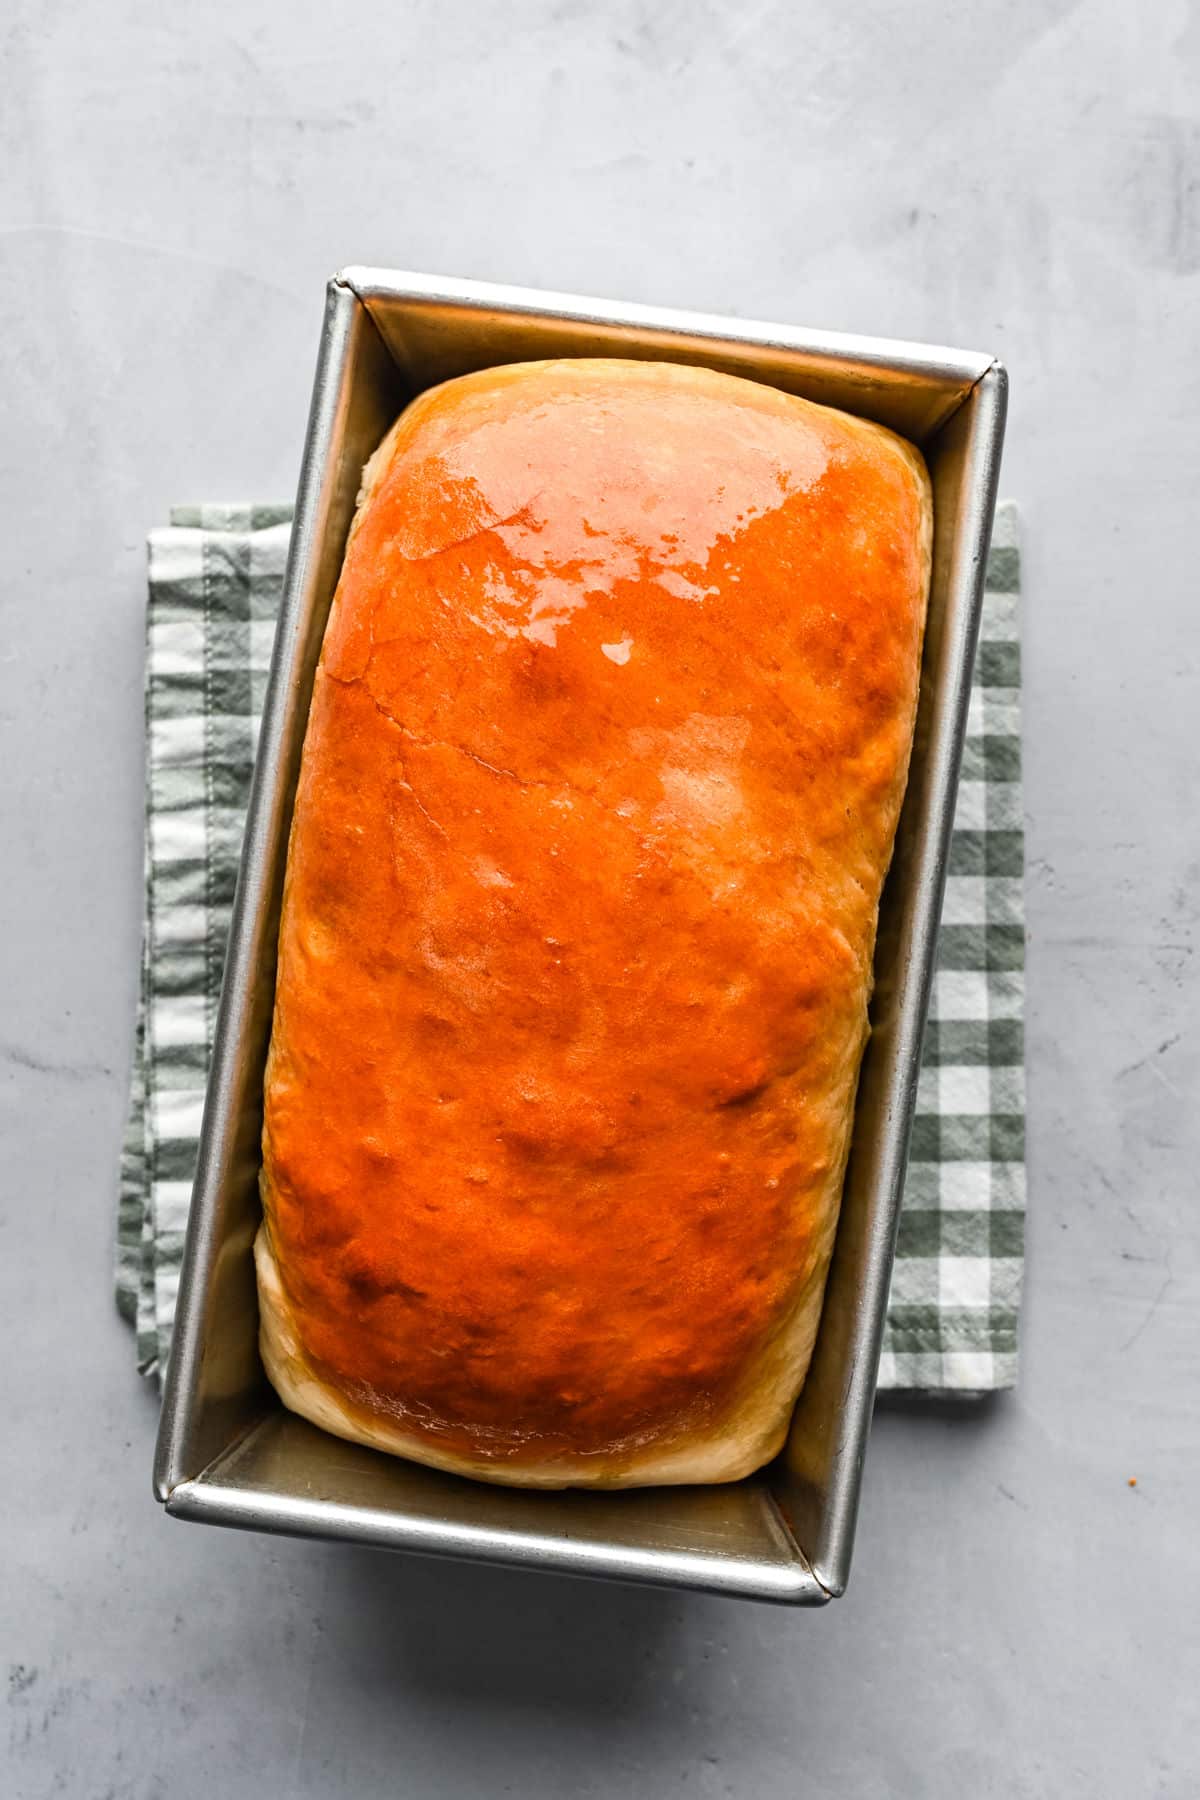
xmin=256 ymin=357 xmax=931 ymax=1488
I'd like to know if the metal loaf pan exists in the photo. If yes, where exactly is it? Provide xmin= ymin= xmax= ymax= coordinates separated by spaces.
xmin=153 ymin=269 xmax=1006 ymax=1605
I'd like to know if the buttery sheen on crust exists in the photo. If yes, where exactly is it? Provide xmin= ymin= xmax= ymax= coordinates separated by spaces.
xmin=257 ymin=358 xmax=932 ymax=1488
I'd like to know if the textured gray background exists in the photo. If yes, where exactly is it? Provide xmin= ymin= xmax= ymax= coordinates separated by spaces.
xmin=3 ymin=2 xmax=1199 ymax=1795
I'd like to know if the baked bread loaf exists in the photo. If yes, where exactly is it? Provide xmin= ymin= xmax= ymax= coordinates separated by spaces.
xmin=256 ymin=357 xmax=931 ymax=1488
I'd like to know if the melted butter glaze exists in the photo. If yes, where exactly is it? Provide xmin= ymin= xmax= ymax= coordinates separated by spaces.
xmin=262 ymin=358 xmax=929 ymax=1471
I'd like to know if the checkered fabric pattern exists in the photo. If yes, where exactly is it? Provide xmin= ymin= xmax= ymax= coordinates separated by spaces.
xmin=878 ymin=500 xmax=1025 ymax=1388
xmin=118 ymin=500 xmax=1024 ymax=1391
xmin=117 ymin=505 xmax=293 ymax=1375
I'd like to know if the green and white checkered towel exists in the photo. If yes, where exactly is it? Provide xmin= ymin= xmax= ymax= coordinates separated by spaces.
xmin=118 ymin=500 xmax=1025 ymax=1391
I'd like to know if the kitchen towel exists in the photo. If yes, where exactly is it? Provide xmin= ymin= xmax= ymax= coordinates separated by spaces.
xmin=118 ymin=500 xmax=1025 ymax=1391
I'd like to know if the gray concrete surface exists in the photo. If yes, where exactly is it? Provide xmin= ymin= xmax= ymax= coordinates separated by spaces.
xmin=3 ymin=1 xmax=1199 ymax=1794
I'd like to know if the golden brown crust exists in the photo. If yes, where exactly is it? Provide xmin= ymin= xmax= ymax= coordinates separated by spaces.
xmin=257 ymin=358 xmax=931 ymax=1487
